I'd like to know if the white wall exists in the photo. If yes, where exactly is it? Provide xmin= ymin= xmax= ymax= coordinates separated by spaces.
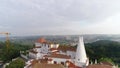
xmin=41 ymin=44 xmax=49 ymax=54
xmin=50 ymin=44 xmax=59 ymax=48
xmin=50 ymin=44 xmax=54 ymax=48
xmin=67 ymin=51 xmax=76 ymax=59
xmin=36 ymin=53 xmax=47 ymax=59
xmin=35 ymin=48 xmax=41 ymax=52
xmin=55 ymin=44 xmax=59 ymax=48
xmin=29 ymin=52 xmax=37 ymax=59
xmin=51 ymin=58 xmax=71 ymax=64
xmin=59 ymin=51 xmax=67 ymax=55
xmin=35 ymin=43 xmax=42 ymax=47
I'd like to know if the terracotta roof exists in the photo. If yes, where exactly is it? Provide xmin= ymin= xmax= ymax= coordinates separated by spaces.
xmin=33 ymin=63 xmax=65 ymax=68
xmin=36 ymin=38 xmax=46 ymax=43
xmin=51 ymin=51 xmax=59 ymax=53
xmin=35 ymin=46 xmax=41 ymax=48
xmin=27 ymin=59 xmax=65 ymax=68
xmin=48 ymin=58 xmax=53 ymax=61
xmin=26 ymin=59 xmax=39 ymax=67
xmin=58 ymin=46 xmax=76 ymax=52
xmin=30 ymin=59 xmax=39 ymax=65
xmin=39 ymin=59 xmax=48 ymax=63
xmin=49 ymin=48 xmax=59 ymax=53
xmin=100 ymin=61 xmax=113 ymax=66
xmin=29 ymin=50 xmax=38 ymax=54
xmin=66 ymin=61 xmax=81 ymax=68
xmin=86 ymin=64 xmax=112 ymax=68
xmin=28 ymin=59 xmax=48 ymax=67
xmin=44 ymin=54 xmax=70 ymax=59
xmin=49 ymin=48 xmax=58 ymax=51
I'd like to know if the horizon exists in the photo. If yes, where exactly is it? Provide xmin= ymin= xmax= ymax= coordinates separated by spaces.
xmin=1 ymin=34 xmax=120 ymax=37
xmin=0 ymin=0 xmax=120 ymax=36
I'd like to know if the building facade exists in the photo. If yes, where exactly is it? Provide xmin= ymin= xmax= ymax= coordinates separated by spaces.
xmin=25 ymin=37 xmax=89 ymax=68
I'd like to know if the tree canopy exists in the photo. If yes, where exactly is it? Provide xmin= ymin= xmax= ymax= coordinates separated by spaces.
xmin=0 ymin=42 xmax=33 ymax=62
xmin=6 ymin=58 xmax=25 ymax=68
xmin=85 ymin=40 xmax=120 ymax=65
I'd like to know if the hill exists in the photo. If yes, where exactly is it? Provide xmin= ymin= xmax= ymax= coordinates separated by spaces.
xmin=86 ymin=40 xmax=120 ymax=65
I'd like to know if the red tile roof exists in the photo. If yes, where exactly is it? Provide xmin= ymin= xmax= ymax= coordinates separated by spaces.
xmin=37 ymin=38 xmax=46 ymax=43
xmin=49 ymin=48 xmax=58 ymax=51
xmin=58 ymin=46 xmax=76 ymax=52
xmin=33 ymin=63 xmax=65 ymax=68
xmin=39 ymin=59 xmax=48 ymax=63
xmin=86 ymin=64 xmax=112 ymax=68
xmin=44 ymin=54 xmax=70 ymax=59
xmin=35 ymin=46 xmax=41 ymax=48
xmin=28 ymin=59 xmax=65 ymax=68
xmin=65 ymin=61 xmax=81 ymax=68
xmin=48 ymin=58 xmax=53 ymax=61
xmin=30 ymin=59 xmax=39 ymax=65
xmin=100 ymin=61 xmax=113 ymax=66
xmin=29 ymin=50 xmax=38 ymax=54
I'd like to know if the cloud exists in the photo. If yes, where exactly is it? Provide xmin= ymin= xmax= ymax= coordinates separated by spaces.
xmin=0 ymin=0 xmax=120 ymax=35
xmin=79 ymin=12 xmax=120 ymax=34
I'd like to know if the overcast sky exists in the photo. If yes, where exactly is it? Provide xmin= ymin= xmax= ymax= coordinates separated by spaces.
xmin=0 ymin=0 xmax=120 ymax=36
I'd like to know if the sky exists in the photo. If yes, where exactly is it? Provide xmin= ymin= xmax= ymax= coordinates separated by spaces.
xmin=0 ymin=0 xmax=120 ymax=36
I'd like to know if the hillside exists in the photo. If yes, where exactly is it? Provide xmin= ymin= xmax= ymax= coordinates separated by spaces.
xmin=86 ymin=40 xmax=120 ymax=65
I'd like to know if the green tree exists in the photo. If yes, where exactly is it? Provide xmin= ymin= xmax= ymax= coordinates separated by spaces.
xmin=0 ymin=42 xmax=33 ymax=62
xmin=99 ymin=57 xmax=114 ymax=64
xmin=1 ymin=45 xmax=20 ymax=62
xmin=6 ymin=58 xmax=25 ymax=68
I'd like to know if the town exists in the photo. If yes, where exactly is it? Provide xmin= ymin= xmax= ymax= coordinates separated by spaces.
xmin=0 ymin=0 xmax=120 ymax=68
xmin=0 ymin=35 xmax=120 ymax=68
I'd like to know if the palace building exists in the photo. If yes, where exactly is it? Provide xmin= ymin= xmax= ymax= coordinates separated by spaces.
xmin=24 ymin=37 xmax=89 ymax=68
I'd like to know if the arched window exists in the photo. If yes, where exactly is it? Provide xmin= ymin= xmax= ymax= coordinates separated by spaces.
xmin=54 ymin=61 xmax=57 ymax=64
xmin=61 ymin=62 xmax=64 ymax=65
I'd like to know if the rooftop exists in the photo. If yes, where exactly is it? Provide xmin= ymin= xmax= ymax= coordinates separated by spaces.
xmin=35 ymin=46 xmax=41 ymax=48
xmin=36 ymin=38 xmax=46 ymax=43
xmin=58 ymin=46 xmax=76 ymax=52
xmin=86 ymin=64 xmax=112 ymax=68
xmin=29 ymin=49 xmax=38 ymax=54
xmin=44 ymin=54 xmax=70 ymax=59
xmin=33 ymin=63 xmax=65 ymax=68
xmin=100 ymin=61 xmax=113 ymax=66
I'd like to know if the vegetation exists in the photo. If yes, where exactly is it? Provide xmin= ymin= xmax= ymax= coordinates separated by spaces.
xmin=0 ymin=42 xmax=33 ymax=62
xmin=99 ymin=57 xmax=114 ymax=64
xmin=6 ymin=58 xmax=25 ymax=68
xmin=85 ymin=40 xmax=120 ymax=65
xmin=1 ymin=45 xmax=20 ymax=62
xmin=1 ymin=39 xmax=120 ymax=66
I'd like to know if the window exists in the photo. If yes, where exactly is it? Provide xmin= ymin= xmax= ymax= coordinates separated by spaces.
xmin=54 ymin=61 xmax=57 ymax=64
xmin=74 ymin=57 xmax=75 ymax=59
xmin=61 ymin=62 xmax=64 ymax=65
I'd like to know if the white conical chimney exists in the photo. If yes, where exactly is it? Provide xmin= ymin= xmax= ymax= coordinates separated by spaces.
xmin=75 ymin=37 xmax=88 ymax=67
xmin=95 ymin=59 xmax=97 ymax=64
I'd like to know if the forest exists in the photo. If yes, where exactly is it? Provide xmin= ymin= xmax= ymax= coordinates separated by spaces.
xmin=85 ymin=40 xmax=120 ymax=65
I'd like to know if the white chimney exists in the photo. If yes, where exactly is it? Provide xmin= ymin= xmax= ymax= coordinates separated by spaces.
xmin=75 ymin=37 xmax=88 ymax=67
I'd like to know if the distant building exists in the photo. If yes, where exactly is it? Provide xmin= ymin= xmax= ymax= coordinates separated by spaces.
xmin=25 ymin=37 xmax=89 ymax=68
